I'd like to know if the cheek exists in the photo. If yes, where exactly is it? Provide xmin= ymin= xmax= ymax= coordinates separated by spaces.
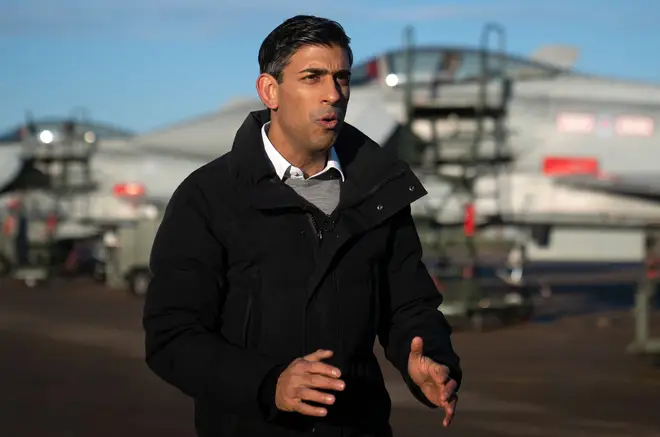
xmin=288 ymin=100 xmax=314 ymax=127
xmin=282 ymin=91 xmax=308 ymax=116
xmin=279 ymin=101 xmax=311 ymax=138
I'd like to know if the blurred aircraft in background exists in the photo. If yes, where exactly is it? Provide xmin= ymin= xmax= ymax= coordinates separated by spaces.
xmin=2 ymin=36 xmax=660 ymax=275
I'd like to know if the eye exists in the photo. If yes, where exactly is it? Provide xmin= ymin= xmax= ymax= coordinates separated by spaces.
xmin=303 ymin=74 xmax=320 ymax=82
xmin=335 ymin=73 xmax=351 ymax=85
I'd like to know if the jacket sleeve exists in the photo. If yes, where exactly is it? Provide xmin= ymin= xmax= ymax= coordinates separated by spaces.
xmin=142 ymin=176 xmax=283 ymax=416
xmin=378 ymin=205 xmax=462 ymax=409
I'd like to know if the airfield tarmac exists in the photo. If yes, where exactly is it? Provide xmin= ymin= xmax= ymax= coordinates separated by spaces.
xmin=1 ymin=277 xmax=659 ymax=437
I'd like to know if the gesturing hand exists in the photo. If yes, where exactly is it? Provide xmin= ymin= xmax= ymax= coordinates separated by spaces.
xmin=275 ymin=349 xmax=346 ymax=417
xmin=407 ymin=336 xmax=458 ymax=427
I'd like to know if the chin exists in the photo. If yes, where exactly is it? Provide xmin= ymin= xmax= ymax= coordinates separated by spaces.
xmin=313 ymin=135 xmax=338 ymax=151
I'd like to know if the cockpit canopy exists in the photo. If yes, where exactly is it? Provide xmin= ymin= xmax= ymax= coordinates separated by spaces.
xmin=351 ymin=46 xmax=571 ymax=87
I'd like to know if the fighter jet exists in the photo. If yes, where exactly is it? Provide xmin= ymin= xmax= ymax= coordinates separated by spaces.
xmin=0 ymin=94 xmax=398 ymax=225
xmin=97 ymin=30 xmax=660 ymax=295
xmin=2 ymin=30 xmax=660 ymax=242
xmin=0 ymin=117 xmax=207 ymax=226
xmin=340 ymin=29 xmax=660 ymax=292
xmin=95 ymin=43 xmax=660 ymax=227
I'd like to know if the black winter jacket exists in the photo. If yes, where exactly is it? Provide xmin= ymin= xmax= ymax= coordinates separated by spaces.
xmin=142 ymin=109 xmax=462 ymax=437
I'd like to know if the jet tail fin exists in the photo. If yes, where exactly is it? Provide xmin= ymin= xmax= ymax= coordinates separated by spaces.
xmin=530 ymin=45 xmax=580 ymax=69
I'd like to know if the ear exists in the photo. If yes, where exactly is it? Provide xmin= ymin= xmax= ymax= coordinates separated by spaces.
xmin=256 ymin=73 xmax=279 ymax=110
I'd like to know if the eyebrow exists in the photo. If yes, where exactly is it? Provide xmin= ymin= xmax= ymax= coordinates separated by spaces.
xmin=298 ymin=67 xmax=351 ymax=76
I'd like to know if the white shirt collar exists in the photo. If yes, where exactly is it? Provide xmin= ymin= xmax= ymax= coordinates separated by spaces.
xmin=261 ymin=122 xmax=344 ymax=181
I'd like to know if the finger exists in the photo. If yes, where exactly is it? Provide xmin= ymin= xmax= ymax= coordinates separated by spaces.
xmin=430 ymin=364 xmax=449 ymax=387
xmin=409 ymin=336 xmax=424 ymax=360
xmin=303 ymin=373 xmax=346 ymax=391
xmin=303 ymin=360 xmax=342 ymax=378
xmin=304 ymin=349 xmax=334 ymax=362
xmin=443 ymin=398 xmax=457 ymax=427
xmin=432 ymin=363 xmax=450 ymax=382
xmin=441 ymin=379 xmax=458 ymax=403
xmin=298 ymin=387 xmax=336 ymax=405
xmin=428 ymin=364 xmax=454 ymax=399
xmin=295 ymin=401 xmax=328 ymax=417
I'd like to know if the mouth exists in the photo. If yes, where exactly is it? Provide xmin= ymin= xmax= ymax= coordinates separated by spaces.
xmin=317 ymin=113 xmax=340 ymax=129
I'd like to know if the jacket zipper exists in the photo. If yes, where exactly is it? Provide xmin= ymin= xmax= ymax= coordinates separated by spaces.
xmin=303 ymin=208 xmax=343 ymax=365
xmin=302 ymin=208 xmax=321 ymax=355
xmin=305 ymin=210 xmax=323 ymax=242
xmin=299 ymin=169 xmax=404 ymax=356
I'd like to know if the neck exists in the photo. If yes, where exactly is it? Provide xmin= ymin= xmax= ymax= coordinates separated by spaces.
xmin=267 ymin=121 xmax=327 ymax=177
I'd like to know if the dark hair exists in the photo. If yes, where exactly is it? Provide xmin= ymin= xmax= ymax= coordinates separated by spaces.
xmin=258 ymin=15 xmax=353 ymax=83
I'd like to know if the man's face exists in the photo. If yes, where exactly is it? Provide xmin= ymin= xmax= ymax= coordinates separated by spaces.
xmin=263 ymin=44 xmax=351 ymax=153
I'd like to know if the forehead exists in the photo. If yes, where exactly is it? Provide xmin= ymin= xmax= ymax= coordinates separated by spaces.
xmin=285 ymin=44 xmax=350 ymax=70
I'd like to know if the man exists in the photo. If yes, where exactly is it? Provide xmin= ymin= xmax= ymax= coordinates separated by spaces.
xmin=143 ymin=15 xmax=461 ymax=437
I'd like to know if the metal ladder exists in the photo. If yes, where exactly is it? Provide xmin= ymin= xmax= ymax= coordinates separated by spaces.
xmin=401 ymin=22 xmax=514 ymax=276
xmin=17 ymin=116 xmax=99 ymax=275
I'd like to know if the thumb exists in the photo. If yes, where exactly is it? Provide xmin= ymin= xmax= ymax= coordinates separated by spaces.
xmin=409 ymin=336 xmax=424 ymax=359
xmin=304 ymin=349 xmax=334 ymax=362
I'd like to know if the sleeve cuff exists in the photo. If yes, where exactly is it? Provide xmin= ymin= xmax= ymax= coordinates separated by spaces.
xmin=257 ymin=363 xmax=289 ymax=422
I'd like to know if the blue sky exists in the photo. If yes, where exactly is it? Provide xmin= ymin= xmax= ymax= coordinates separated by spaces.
xmin=2 ymin=0 xmax=659 ymax=133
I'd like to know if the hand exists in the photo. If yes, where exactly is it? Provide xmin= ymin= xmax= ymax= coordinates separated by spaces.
xmin=275 ymin=349 xmax=346 ymax=417
xmin=407 ymin=336 xmax=458 ymax=427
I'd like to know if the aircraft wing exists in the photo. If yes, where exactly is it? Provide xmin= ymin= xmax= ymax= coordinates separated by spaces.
xmin=126 ymin=98 xmax=266 ymax=158
xmin=343 ymin=85 xmax=400 ymax=145
xmin=124 ymin=86 xmax=401 ymax=159
xmin=555 ymin=174 xmax=660 ymax=202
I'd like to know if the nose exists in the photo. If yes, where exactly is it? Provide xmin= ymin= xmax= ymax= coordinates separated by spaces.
xmin=321 ymin=77 xmax=342 ymax=105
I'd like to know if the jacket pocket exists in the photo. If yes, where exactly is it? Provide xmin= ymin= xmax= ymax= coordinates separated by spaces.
xmin=242 ymin=268 xmax=263 ymax=350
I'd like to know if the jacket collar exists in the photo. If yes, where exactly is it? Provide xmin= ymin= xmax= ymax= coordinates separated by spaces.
xmin=261 ymin=122 xmax=345 ymax=182
xmin=229 ymin=109 xmax=407 ymax=204
xmin=229 ymin=109 xmax=275 ymax=184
